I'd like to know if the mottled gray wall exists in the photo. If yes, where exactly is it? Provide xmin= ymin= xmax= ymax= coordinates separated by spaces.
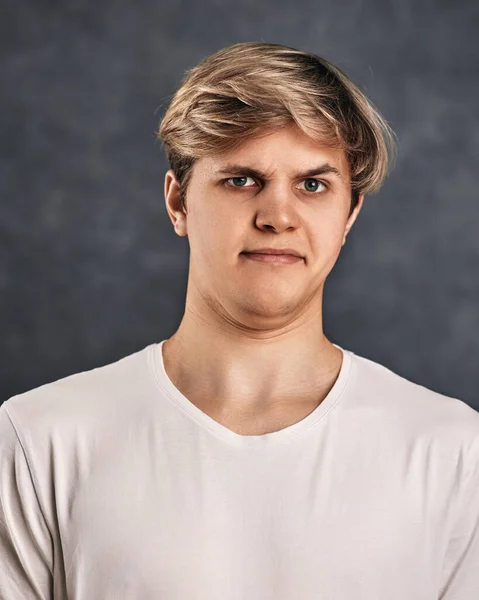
xmin=1 ymin=0 xmax=478 ymax=410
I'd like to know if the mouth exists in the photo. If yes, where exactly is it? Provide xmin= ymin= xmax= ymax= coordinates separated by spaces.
xmin=241 ymin=252 xmax=303 ymax=264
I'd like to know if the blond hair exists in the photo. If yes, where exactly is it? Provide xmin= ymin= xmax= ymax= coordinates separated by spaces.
xmin=157 ymin=42 xmax=397 ymax=214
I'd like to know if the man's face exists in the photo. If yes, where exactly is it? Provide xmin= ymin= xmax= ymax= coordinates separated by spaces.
xmin=164 ymin=123 xmax=363 ymax=328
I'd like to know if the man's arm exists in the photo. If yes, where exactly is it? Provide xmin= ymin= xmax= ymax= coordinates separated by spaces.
xmin=0 ymin=404 xmax=53 ymax=599
xmin=439 ymin=443 xmax=479 ymax=599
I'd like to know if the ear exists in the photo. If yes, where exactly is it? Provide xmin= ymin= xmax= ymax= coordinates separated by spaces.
xmin=342 ymin=193 xmax=365 ymax=246
xmin=164 ymin=169 xmax=188 ymax=237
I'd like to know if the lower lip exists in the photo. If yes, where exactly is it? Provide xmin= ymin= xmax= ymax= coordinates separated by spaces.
xmin=241 ymin=253 xmax=303 ymax=264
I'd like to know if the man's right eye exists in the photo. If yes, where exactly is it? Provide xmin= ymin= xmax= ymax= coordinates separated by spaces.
xmin=226 ymin=176 xmax=257 ymax=188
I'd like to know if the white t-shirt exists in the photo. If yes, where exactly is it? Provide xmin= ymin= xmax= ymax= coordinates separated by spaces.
xmin=1 ymin=340 xmax=478 ymax=600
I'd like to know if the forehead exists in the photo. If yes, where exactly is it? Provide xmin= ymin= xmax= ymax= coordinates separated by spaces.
xmin=198 ymin=124 xmax=350 ymax=179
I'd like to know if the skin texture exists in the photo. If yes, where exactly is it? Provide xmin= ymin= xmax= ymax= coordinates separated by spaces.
xmin=162 ymin=123 xmax=364 ymax=435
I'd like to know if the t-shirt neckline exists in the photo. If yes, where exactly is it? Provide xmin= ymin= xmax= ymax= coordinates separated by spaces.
xmin=148 ymin=339 xmax=354 ymax=447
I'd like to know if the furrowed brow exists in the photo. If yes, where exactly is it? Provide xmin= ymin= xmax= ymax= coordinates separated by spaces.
xmin=299 ymin=164 xmax=345 ymax=182
xmin=216 ymin=165 xmax=269 ymax=179
xmin=215 ymin=163 xmax=344 ymax=182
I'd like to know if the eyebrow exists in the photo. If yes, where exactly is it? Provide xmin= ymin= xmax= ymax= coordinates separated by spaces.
xmin=215 ymin=162 xmax=345 ymax=182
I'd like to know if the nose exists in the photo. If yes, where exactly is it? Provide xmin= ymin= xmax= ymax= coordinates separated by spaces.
xmin=253 ymin=183 xmax=301 ymax=233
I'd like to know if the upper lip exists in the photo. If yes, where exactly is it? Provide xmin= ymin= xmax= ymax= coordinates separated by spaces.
xmin=243 ymin=247 xmax=303 ymax=258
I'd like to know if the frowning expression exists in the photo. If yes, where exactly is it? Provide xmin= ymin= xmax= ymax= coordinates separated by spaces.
xmin=164 ymin=123 xmax=363 ymax=325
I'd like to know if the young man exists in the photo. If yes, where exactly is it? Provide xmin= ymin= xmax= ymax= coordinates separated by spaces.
xmin=1 ymin=42 xmax=478 ymax=599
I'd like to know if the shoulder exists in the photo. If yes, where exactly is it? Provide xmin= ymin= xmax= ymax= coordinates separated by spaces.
xmin=350 ymin=349 xmax=479 ymax=458
xmin=1 ymin=343 xmax=156 ymax=441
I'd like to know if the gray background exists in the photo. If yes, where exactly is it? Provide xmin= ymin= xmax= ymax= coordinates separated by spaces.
xmin=1 ymin=0 xmax=478 ymax=411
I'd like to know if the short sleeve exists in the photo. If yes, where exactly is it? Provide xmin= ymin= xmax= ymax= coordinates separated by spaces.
xmin=439 ymin=445 xmax=479 ymax=599
xmin=0 ymin=403 xmax=54 ymax=599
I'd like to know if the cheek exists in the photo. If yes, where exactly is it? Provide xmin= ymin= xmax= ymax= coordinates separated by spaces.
xmin=310 ymin=217 xmax=346 ymax=253
xmin=191 ymin=210 xmax=238 ymax=260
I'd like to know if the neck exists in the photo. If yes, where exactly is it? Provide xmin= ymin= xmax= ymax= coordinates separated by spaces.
xmin=161 ymin=309 xmax=342 ymax=416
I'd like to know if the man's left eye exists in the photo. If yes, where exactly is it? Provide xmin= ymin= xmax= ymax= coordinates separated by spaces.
xmin=298 ymin=179 xmax=327 ymax=193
